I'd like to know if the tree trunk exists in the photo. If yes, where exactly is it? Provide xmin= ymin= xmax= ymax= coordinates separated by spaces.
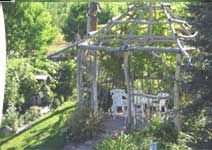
xmin=0 ymin=3 xmax=6 ymax=125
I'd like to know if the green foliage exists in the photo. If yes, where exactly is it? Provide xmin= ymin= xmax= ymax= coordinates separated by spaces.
xmin=44 ymin=2 xmax=72 ymax=31
xmin=23 ymin=106 xmax=42 ymax=124
xmin=62 ymin=3 xmax=88 ymax=41
xmin=3 ymin=2 xmax=57 ymax=57
xmin=138 ymin=116 xmax=178 ymax=149
xmin=179 ymin=3 xmax=212 ymax=147
xmin=2 ymin=103 xmax=20 ymax=131
xmin=97 ymin=134 xmax=137 ymax=150
xmin=4 ymin=56 xmax=76 ymax=116
xmin=97 ymin=116 xmax=184 ymax=150
xmin=62 ymin=3 xmax=126 ymax=42
xmin=5 ymin=58 xmax=39 ymax=109
xmin=64 ymin=102 xmax=104 ymax=142
xmin=55 ymin=60 xmax=76 ymax=100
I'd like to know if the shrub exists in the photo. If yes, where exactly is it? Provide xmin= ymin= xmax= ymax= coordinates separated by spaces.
xmin=51 ymin=96 xmax=64 ymax=109
xmin=2 ymin=103 xmax=21 ymax=132
xmin=55 ymin=60 xmax=76 ymax=100
xmin=63 ymin=102 xmax=104 ymax=142
xmin=4 ymin=58 xmax=38 ymax=110
xmin=23 ymin=106 xmax=42 ymax=124
xmin=132 ymin=116 xmax=179 ymax=149
xmin=97 ymin=115 xmax=185 ymax=150
xmin=96 ymin=134 xmax=137 ymax=150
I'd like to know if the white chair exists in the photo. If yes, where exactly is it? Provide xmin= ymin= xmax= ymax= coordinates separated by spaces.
xmin=157 ymin=92 xmax=169 ymax=112
xmin=132 ymin=90 xmax=143 ymax=105
xmin=110 ymin=89 xmax=125 ymax=96
xmin=110 ymin=89 xmax=128 ymax=120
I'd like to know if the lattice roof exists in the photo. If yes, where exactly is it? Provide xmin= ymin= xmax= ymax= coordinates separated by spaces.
xmin=48 ymin=3 xmax=197 ymax=60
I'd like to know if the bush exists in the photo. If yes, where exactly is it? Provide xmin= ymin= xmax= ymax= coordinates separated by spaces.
xmin=97 ymin=115 xmax=187 ymax=150
xmin=96 ymin=134 xmax=137 ymax=150
xmin=23 ymin=106 xmax=42 ymax=124
xmin=4 ymin=58 xmax=38 ymax=110
xmin=55 ymin=60 xmax=76 ymax=100
xmin=51 ymin=96 xmax=64 ymax=109
xmin=63 ymin=102 xmax=104 ymax=142
xmin=131 ymin=116 xmax=179 ymax=150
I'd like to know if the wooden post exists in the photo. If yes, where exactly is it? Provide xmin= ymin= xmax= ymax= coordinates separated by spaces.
xmin=93 ymin=50 xmax=98 ymax=112
xmin=148 ymin=2 xmax=153 ymax=39
xmin=131 ymin=61 xmax=136 ymax=126
xmin=124 ymin=52 xmax=132 ymax=129
xmin=76 ymin=33 xmax=83 ymax=102
xmin=0 ymin=3 xmax=6 ymax=125
xmin=162 ymin=5 xmax=183 ymax=131
xmin=77 ymin=48 xmax=82 ymax=102
xmin=87 ymin=2 xmax=99 ymax=112
xmin=174 ymin=53 xmax=181 ymax=130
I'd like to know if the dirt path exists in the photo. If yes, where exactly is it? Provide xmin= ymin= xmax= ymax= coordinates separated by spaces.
xmin=63 ymin=113 xmax=126 ymax=150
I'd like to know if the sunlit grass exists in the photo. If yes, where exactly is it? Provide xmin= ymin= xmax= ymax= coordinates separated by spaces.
xmin=0 ymin=100 xmax=76 ymax=150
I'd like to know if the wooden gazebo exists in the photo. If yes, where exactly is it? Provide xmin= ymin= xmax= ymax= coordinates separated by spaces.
xmin=48 ymin=2 xmax=197 ymax=130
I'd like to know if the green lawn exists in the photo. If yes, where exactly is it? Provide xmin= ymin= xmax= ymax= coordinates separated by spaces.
xmin=0 ymin=100 xmax=76 ymax=150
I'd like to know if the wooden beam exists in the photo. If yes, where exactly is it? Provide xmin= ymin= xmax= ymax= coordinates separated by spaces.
xmin=123 ymin=52 xmax=132 ymax=129
xmin=148 ymin=2 xmax=154 ymax=38
xmin=79 ymin=43 xmax=194 ymax=52
xmin=87 ymin=4 xmax=134 ymax=37
xmin=92 ymin=50 xmax=98 ymax=112
xmin=162 ymin=5 xmax=190 ymax=59
xmin=95 ymin=34 xmax=176 ymax=40
xmin=123 ymin=6 xmax=145 ymax=52
xmin=162 ymin=5 xmax=183 ymax=130
xmin=88 ymin=2 xmax=99 ymax=112
xmin=48 ymin=42 xmax=78 ymax=59
xmin=99 ymin=38 xmax=177 ymax=44
xmin=174 ymin=53 xmax=181 ymax=131
xmin=177 ymin=31 xmax=198 ymax=39
xmin=130 ymin=3 xmax=171 ymax=11
xmin=77 ymin=48 xmax=82 ymax=102
xmin=109 ymin=20 xmax=167 ymax=25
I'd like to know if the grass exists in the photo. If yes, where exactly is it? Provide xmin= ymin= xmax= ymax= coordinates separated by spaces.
xmin=0 ymin=100 xmax=76 ymax=150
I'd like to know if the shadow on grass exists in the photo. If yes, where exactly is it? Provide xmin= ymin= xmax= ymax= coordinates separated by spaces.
xmin=23 ymin=114 xmax=67 ymax=150
xmin=0 ymin=104 xmax=75 ymax=147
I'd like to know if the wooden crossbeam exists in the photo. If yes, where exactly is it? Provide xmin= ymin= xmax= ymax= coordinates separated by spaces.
xmin=88 ymin=4 xmax=137 ymax=37
xmin=79 ymin=43 xmax=194 ymax=52
xmin=162 ymin=4 xmax=191 ymax=59
xmin=130 ymin=3 xmax=171 ymax=11
xmin=47 ymin=42 xmax=77 ymax=59
xmin=48 ymin=3 xmax=197 ymax=61
xmin=99 ymin=38 xmax=176 ymax=44
xmin=94 ymin=34 xmax=175 ymax=40
xmin=109 ymin=20 xmax=167 ymax=25
xmin=177 ymin=31 xmax=198 ymax=39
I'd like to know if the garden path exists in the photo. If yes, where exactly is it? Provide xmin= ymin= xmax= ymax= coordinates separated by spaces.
xmin=63 ymin=113 xmax=126 ymax=150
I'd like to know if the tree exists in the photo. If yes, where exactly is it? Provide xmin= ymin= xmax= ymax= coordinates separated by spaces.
xmin=3 ymin=2 xmax=57 ymax=57
xmin=62 ymin=2 xmax=125 ymax=42
xmin=0 ymin=3 xmax=6 ymax=125
xmin=62 ymin=3 xmax=88 ymax=42
xmin=181 ymin=3 xmax=212 ymax=144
